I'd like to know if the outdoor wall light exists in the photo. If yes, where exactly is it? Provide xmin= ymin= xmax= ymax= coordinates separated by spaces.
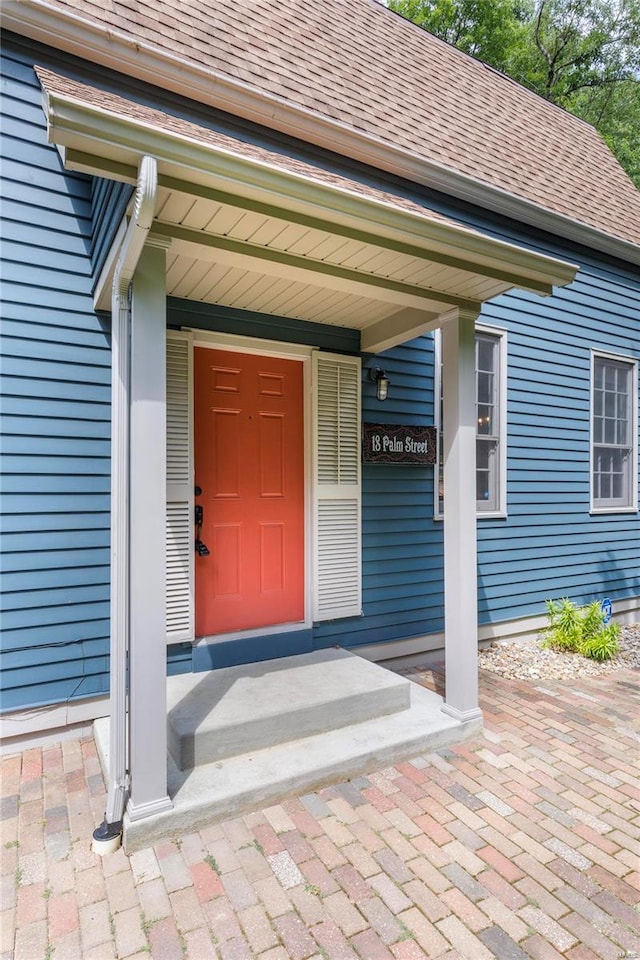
xmin=370 ymin=366 xmax=390 ymax=401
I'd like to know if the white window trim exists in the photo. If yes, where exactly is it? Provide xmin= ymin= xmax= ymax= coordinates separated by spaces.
xmin=589 ymin=349 xmax=638 ymax=515
xmin=434 ymin=323 xmax=507 ymax=519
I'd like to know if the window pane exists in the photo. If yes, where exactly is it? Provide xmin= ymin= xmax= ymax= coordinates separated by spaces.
xmin=604 ymin=417 xmax=616 ymax=444
xmin=594 ymin=387 xmax=603 ymax=419
xmin=476 ymin=438 xmax=497 ymax=510
xmin=477 ymin=338 xmax=495 ymax=373
xmin=476 ymin=371 xmax=492 ymax=405
xmin=616 ymin=417 xmax=628 ymax=446
xmin=595 ymin=364 xmax=604 ymax=390
xmin=604 ymin=364 xmax=617 ymax=390
xmin=604 ymin=391 xmax=616 ymax=418
xmin=477 ymin=403 xmax=493 ymax=435
xmin=594 ymin=414 xmax=604 ymax=444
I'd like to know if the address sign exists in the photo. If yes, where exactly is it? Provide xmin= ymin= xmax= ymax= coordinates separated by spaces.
xmin=362 ymin=423 xmax=437 ymax=464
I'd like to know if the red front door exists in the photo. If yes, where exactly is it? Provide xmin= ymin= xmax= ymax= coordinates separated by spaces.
xmin=194 ymin=347 xmax=305 ymax=636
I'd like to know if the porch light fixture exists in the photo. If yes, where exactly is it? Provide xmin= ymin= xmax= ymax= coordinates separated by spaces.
xmin=370 ymin=366 xmax=390 ymax=401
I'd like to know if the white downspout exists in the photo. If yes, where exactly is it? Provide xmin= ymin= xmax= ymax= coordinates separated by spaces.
xmin=93 ymin=155 xmax=158 ymax=854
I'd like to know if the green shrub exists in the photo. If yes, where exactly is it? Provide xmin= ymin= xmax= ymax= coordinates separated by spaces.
xmin=580 ymin=623 xmax=620 ymax=661
xmin=542 ymin=598 xmax=619 ymax=662
xmin=544 ymin=598 xmax=582 ymax=650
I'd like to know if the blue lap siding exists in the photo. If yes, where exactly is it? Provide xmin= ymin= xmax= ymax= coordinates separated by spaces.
xmin=90 ymin=177 xmax=133 ymax=285
xmin=477 ymin=253 xmax=640 ymax=623
xmin=0 ymin=41 xmax=111 ymax=711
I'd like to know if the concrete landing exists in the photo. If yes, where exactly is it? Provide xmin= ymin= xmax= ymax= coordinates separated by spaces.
xmin=167 ymin=648 xmax=410 ymax=770
xmin=94 ymin=649 xmax=483 ymax=851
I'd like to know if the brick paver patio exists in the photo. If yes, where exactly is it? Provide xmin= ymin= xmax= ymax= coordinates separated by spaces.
xmin=1 ymin=663 xmax=639 ymax=960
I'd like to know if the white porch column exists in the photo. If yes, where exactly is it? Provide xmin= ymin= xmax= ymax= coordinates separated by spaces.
xmin=441 ymin=308 xmax=483 ymax=723
xmin=127 ymin=242 xmax=173 ymax=820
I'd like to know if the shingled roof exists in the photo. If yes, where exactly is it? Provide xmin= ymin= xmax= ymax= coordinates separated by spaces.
xmin=10 ymin=0 xmax=640 ymax=250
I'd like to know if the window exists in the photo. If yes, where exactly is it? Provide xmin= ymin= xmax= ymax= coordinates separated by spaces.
xmin=435 ymin=325 xmax=507 ymax=516
xmin=591 ymin=353 xmax=637 ymax=511
xmin=475 ymin=332 xmax=502 ymax=511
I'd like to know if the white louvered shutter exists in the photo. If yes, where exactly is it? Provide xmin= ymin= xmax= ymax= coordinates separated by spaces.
xmin=166 ymin=331 xmax=194 ymax=643
xmin=313 ymin=352 xmax=362 ymax=621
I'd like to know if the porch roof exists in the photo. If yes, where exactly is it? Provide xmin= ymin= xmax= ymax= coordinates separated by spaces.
xmin=38 ymin=66 xmax=577 ymax=352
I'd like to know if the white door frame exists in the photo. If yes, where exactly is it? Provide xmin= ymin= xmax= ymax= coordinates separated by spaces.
xmin=189 ymin=328 xmax=316 ymax=644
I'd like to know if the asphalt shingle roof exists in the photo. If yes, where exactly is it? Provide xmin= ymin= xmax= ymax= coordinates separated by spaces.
xmin=35 ymin=0 xmax=640 ymax=246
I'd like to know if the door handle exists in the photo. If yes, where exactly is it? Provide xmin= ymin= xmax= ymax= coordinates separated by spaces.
xmin=194 ymin=500 xmax=210 ymax=557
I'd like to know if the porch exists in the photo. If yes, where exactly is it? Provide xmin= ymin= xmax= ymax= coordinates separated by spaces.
xmin=34 ymin=66 xmax=576 ymax=848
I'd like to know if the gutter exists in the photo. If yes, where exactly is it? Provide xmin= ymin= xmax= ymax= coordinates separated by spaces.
xmin=4 ymin=0 xmax=640 ymax=268
xmin=92 ymin=154 xmax=158 ymax=855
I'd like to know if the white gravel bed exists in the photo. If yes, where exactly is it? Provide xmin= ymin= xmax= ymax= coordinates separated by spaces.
xmin=478 ymin=622 xmax=640 ymax=681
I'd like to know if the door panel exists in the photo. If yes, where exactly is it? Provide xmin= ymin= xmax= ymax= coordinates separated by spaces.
xmin=194 ymin=347 xmax=304 ymax=636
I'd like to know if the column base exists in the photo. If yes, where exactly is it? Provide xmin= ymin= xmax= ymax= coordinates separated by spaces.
xmin=126 ymin=795 xmax=173 ymax=822
xmin=441 ymin=702 xmax=484 ymax=724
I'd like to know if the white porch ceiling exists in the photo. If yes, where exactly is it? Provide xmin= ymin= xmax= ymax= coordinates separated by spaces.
xmin=153 ymin=185 xmax=508 ymax=334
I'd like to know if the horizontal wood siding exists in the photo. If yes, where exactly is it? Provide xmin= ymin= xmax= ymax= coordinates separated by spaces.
xmin=167 ymin=299 xmax=360 ymax=354
xmin=0 ymin=40 xmax=111 ymax=712
xmin=477 ymin=254 xmax=640 ymax=624
xmin=90 ymin=177 xmax=133 ymax=285
xmin=2 ymin=33 xmax=638 ymax=710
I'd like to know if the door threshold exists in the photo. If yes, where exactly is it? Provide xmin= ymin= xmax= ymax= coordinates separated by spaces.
xmin=193 ymin=620 xmax=310 ymax=646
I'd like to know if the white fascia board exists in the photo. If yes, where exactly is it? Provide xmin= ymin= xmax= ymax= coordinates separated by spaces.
xmin=6 ymin=0 xmax=638 ymax=268
xmin=42 ymin=88 xmax=578 ymax=296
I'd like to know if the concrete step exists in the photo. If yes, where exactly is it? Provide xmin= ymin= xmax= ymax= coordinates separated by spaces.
xmin=167 ymin=648 xmax=411 ymax=770
xmin=94 ymin=675 xmax=482 ymax=851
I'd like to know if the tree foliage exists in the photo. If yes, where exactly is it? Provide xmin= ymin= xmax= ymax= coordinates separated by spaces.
xmin=389 ymin=0 xmax=531 ymax=72
xmin=388 ymin=0 xmax=640 ymax=186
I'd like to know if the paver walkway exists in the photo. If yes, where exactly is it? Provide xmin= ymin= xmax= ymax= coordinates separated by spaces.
xmin=1 ymin=663 xmax=639 ymax=960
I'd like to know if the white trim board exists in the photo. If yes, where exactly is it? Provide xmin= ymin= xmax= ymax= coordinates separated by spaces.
xmin=0 ymin=695 xmax=109 ymax=753
xmin=357 ymin=595 xmax=640 ymax=666
xmin=189 ymin=329 xmax=315 ymax=361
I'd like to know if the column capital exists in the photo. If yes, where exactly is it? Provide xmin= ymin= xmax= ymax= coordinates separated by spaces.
xmin=438 ymin=305 xmax=481 ymax=327
xmin=145 ymin=234 xmax=172 ymax=250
